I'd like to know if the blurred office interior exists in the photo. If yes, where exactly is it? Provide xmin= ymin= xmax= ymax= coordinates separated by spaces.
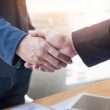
xmin=26 ymin=0 xmax=110 ymax=99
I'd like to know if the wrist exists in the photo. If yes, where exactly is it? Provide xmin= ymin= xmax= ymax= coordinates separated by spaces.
xmin=68 ymin=34 xmax=77 ymax=55
xmin=16 ymin=34 xmax=31 ymax=58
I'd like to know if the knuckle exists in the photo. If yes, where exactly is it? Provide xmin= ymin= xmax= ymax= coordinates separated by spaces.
xmin=54 ymin=60 xmax=60 ymax=67
xmin=44 ymin=62 xmax=49 ymax=67
xmin=35 ymin=58 xmax=40 ymax=63
xmin=38 ymin=51 xmax=44 ymax=57
xmin=49 ymin=65 xmax=55 ymax=70
xmin=56 ymin=52 xmax=61 ymax=58
xmin=45 ymin=63 xmax=54 ymax=70
xmin=42 ymin=42 xmax=48 ymax=48
xmin=36 ymin=49 xmax=46 ymax=57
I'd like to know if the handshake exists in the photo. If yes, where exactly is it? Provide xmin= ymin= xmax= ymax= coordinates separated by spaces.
xmin=16 ymin=29 xmax=77 ymax=72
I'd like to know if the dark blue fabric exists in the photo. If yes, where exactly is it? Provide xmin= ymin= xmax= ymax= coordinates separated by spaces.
xmin=0 ymin=18 xmax=27 ymax=66
xmin=0 ymin=0 xmax=29 ymax=76
xmin=0 ymin=0 xmax=32 ymax=108
xmin=0 ymin=59 xmax=15 ymax=77
xmin=0 ymin=62 xmax=31 ymax=109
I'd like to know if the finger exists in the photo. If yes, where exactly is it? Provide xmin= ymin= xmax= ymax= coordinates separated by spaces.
xmin=33 ymin=64 xmax=49 ymax=72
xmin=37 ymin=65 xmax=54 ymax=72
xmin=32 ymin=56 xmax=57 ymax=71
xmin=33 ymin=65 xmax=48 ymax=72
xmin=43 ymin=53 xmax=66 ymax=68
xmin=39 ymin=67 xmax=49 ymax=72
xmin=33 ymin=64 xmax=51 ymax=72
xmin=39 ymin=59 xmax=58 ymax=71
xmin=48 ymin=46 xmax=72 ymax=64
xmin=38 ymin=65 xmax=60 ymax=72
xmin=29 ymin=30 xmax=45 ymax=38
xmin=33 ymin=65 xmax=39 ymax=69
xmin=24 ymin=62 xmax=33 ymax=68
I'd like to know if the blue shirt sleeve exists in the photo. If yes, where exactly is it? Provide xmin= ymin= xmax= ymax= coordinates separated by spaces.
xmin=0 ymin=18 xmax=27 ymax=66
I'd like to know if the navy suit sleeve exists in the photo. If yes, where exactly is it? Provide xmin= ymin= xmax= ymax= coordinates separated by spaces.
xmin=72 ymin=20 xmax=110 ymax=67
xmin=0 ymin=18 xmax=27 ymax=66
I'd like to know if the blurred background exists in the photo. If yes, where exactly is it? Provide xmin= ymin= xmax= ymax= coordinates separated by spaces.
xmin=26 ymin=0 xmax=110 ymax=99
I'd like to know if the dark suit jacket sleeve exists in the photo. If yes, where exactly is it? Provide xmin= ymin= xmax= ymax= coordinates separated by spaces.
xmin=0 ymin=18 xmax=27 ymax=66
xmin=72 ymin=19 xmax=110 ymax=67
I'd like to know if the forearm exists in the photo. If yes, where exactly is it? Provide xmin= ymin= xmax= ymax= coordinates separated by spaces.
xmin=71 ymin=19 xmax=110 ymax=66
xmin=0 ymin=18 xmax=27 ymax=66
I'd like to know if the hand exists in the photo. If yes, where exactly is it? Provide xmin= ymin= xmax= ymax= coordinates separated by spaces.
xmin=24 ymin=29 xmax=77 ymax=71
xmin=16 ymin=34 xmax=72 ymax=72
xmin=29 ymin=29 xmax=77 ymax=57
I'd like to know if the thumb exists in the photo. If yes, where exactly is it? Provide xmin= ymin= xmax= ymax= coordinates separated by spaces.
xmin=28 ymin=29 xmax=47 ymax=38
xmin=28 ymin=30 xmax=37 ymax=36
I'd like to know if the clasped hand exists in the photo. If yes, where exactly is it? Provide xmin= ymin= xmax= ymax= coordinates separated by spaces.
xmin=16 ymin=29 xmax=77 ymax=72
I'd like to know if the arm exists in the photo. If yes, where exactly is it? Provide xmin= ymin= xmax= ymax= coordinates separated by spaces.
xmin=72 ymin=20 xmax=110 ymax=66
xmin=24 ymin=20 xmax=110 ymax=69
xmin=0 ymin=18 xmax=27 ymax=66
